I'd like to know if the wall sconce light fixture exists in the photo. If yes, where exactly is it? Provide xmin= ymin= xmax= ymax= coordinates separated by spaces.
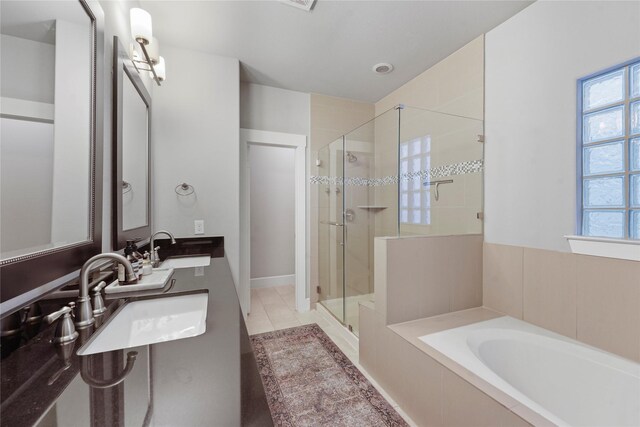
xmin=130 ymin=8 xmax=165 ymax=85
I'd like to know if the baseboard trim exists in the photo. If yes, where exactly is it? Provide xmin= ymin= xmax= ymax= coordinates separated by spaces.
xmin=250 ymin=274 xmax=295 ymax=289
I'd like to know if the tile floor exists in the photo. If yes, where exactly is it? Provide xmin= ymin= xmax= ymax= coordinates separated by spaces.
xmin=319 ymin=292 xmax=374 ymax=336
xmin=247 ymin=285 xmax=417 ymax=426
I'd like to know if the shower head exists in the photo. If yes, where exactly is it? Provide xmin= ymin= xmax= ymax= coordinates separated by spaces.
xmin=346 ymin=152 xmax=357 ymax=163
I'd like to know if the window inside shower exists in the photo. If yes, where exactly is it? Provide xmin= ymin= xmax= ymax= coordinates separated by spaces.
xmin=400 ymin=136 xmax=432 ymax=225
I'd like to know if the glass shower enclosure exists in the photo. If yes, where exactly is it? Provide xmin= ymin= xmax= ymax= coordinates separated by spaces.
xmin=317 ymin=106 xmax=484 ymax=336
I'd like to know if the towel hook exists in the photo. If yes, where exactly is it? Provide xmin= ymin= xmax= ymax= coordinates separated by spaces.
xmin=175 ymin=182 xmax=195 ymax=196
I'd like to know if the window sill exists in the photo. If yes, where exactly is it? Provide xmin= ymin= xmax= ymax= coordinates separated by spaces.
xmin=565 ymin=235 xmax=640 ymax=262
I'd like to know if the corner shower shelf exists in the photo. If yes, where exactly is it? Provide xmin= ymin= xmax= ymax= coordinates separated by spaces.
xmin=357 ymin=206 xmax=388 ymax=210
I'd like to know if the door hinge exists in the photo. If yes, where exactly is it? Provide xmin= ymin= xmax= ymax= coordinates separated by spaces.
xmin=477 ymin=134 xmax=485 ymax=143
xmin=477 ymin=212 xmax=484 ymax=220
xmin=316 ymin=286 xmax=321 ymax=294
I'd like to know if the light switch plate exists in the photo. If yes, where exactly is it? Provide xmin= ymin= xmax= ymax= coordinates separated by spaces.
xmin=194 ymin=220 xmax=204 ymax=235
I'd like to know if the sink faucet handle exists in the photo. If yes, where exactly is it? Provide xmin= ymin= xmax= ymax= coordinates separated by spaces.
xmin=44 ymin=306 xmax=72 ymax=324
xmin=92 ymin=281 xmax=108 ymax=316
xmin=92 ymin=280 xmax=107 ymax=294
xmin=151 ymin=246 xmax=162 ymax=268
xmin=44 ymin=305 xmax=79 ymax=345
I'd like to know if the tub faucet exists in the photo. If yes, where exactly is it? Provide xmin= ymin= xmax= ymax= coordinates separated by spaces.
xmin=150 ymin=230 xmax=177 ymax=268
xmin=76 ymin=253 xmax=137 ymax=329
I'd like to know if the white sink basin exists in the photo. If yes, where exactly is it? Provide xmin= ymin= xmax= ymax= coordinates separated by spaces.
xmin=159 ymin=255 xmax=211 ymax=269
xmin=104 ymin=268 xmax=175 ymax=294
xmin=77 ymin=292 xmax=208 ymax=355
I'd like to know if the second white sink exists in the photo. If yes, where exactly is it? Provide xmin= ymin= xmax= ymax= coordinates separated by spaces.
xmin=104 ymin=268 xmax=174 ymax=294
xmin=77 ymin=291 xmax=208 ymax=355
xmin=159 ymin=255 xmax=211 ymax=269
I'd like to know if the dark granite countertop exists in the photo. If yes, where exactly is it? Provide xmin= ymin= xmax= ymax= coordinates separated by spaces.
xmin=1 ymin=251 xmax=272 ymax=426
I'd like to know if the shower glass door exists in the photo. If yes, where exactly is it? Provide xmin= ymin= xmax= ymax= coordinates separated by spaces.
xmin=316 ymin=106 xmax=482 ymax=337
xmin=343 ymin=117 xmax=375 ymax=335
xmin=318 ymin=137 xmax=345 ymax=323
xmin=398 ymin=107 xmax=484 ymax=236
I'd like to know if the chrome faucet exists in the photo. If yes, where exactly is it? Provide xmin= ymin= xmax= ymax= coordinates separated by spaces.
xmin=76 ymin=253 xmax=137 ymax=329
xmin=150 ymin=230 xmax=176 ymax=268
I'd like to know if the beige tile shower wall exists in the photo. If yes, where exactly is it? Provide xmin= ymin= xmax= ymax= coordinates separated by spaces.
xmin=397 ymin=108 xmax=484 ymax=237
xmin=372 ymin=110 xmax=400 ymax=238
xmin=483 ymin=242 xmax=640 ymax=362
xmin=310 ymin=94 xmax=374 ymax=304
xmin=375 ymin=234 xmax=483 ymax=324
xmin=372 ymin=36 xmax=484 ymax=239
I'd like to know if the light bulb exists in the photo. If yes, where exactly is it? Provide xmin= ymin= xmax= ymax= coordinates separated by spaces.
xmin=146 ymin=37 xmax=160 ymax=65
xmin=154 ymin=56 xmax=166 ymax=82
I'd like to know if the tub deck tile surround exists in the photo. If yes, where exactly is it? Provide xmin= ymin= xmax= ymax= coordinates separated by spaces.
xmin=386 ymin=307 xmax=541 ymax=426
xmin=483 ymin=243 xmax=524 ymax=319
xmin=523 ymin=248 xmax=577 ymax=339
xmin=575 ymin=254 xmax=640 ymax=363
xmin=483 ymin=241 xmax=640 ymax=363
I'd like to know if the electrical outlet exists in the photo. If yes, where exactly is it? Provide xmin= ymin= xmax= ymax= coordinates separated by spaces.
xmin=194 ymin=220 xmax=204 ymax=235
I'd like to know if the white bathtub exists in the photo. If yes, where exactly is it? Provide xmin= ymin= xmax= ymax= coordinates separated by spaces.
xmin=419 ymin=316 xmax=640 ymax=427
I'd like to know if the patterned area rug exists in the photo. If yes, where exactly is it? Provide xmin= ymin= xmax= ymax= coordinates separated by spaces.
xmin=250 ymin=324 xmax=408 ymax=427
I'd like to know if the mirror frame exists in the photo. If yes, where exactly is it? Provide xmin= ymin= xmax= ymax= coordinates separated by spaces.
xmin=0 ymin=0 xmax=104 ymax=306
xmin=112 ymin=36 xmax=152 ymax=250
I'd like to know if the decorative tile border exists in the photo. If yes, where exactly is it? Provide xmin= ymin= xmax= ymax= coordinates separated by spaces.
xmin=310 ymin=159 xmax=483 ymax=186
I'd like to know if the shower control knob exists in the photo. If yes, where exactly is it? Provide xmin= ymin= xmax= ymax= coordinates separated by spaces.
xmin=344 ymin=209 xmax=355 ymax=222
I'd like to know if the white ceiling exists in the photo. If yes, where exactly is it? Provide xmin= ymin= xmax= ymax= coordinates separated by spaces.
xmin=141 ymin=0 xmax=533 ymax=102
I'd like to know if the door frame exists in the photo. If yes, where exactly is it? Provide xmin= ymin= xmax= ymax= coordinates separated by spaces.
xmin=240 ymin=129 xmax=309 ymax=316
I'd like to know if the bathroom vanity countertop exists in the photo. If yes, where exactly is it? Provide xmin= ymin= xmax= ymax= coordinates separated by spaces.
xmin=0 ymin=256 xmax=273 ymax=426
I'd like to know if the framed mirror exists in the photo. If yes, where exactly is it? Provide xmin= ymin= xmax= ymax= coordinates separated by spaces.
xmin=0 ymin=0 xmax=104 ymax=306
xmin=113 ymin=36 xmax=152 ymax=249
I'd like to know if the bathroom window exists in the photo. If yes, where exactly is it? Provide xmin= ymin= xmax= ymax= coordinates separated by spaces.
xmin=579 ymin=59 xmax=640 ymax=240
xmin=399 ymin=136 xmax=431 ymax=225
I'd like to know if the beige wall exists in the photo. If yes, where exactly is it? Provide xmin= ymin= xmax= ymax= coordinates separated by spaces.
xmin=310 ymin=94 xmax=374 ymax=304
xmin=375 ymin=234 xmax=484 ymax=324
xmin=484 ymin=242 xmax=640 ymax=362
xmin=375 ymin=35 xmax=484 ymax=120
xmin=372 ymin=36 xmax=485 ymax=239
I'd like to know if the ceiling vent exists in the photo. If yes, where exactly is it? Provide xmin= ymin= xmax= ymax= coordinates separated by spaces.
xmin=372 ymin=63 xmax=394 ymax=74
xmin=280 ymin=0 xmax=316 ymax=12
